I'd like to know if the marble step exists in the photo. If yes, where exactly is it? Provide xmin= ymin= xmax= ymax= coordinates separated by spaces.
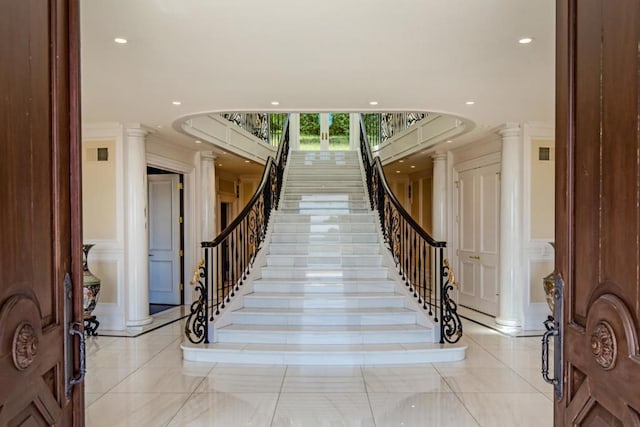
xmin=286 ymin=170 xmax=362 ymax=176
xmin=216 ymin=324 xmax=430 ymax=345
xmin=281 ymin=194 xmax=368 ymax=202
xmin=281 ymin=190 xmax=366 ymax=197
xmin=182 ymin=342 xmax=467 ymax=365
xmin=286 ymin=179 xmax=363 ymax=185
xmin=269 ymin=232 xmax=379 ymax=243
xmin=230 ymin=307 xmax=417 ymax=326
xmin=267 ymin=243 xmax=381 ymax=255
xmin=271 ymin=213 xmax=373 ymax=223
xmin=287 ymin=168 xmax=362 ymax=173
xmin=272 ymin=222 xmax=377 ymax=233
xmin=278 ymin=207 xmax=370 ymax=214
xmin=279 ymin=201 xmax=369 ymax=210
xmin=252 ymin=279 xmax=395 ymax=294
xmin=265 ymin=254 xmax=384 ymax=267
xmin=288 ymin=159 xmax=359 ymax=163
xmin=259 ymin=266 xmax=390 ymax=280
xmin=243 ymin=293 xmax=405 ymax=309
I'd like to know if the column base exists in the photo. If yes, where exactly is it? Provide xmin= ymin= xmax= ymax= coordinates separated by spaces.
xmin=495 ymin=316 xmax=521 ymax=327
xmin=126 ymin=316 xmax=153 ymax=328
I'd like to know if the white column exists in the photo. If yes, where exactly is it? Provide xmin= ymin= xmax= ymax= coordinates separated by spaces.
xmin=289 ymin=113 xmax=300 ymax=150
xmin=431 ymin=153 xmax=447 ymax=241
xmin=349 ymin=113 xmax=360 ymax=151
xmin=200 ymin=152 xmax=217 ymax=241
xmin=496 ymin=124 xmax=522 ymax=327
xmin=125 ymin=126 xmax=152 ymax=327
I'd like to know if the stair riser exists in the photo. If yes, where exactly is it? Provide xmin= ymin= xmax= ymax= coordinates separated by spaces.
xmin=259 ymin=269 xmax=390 ymax=280
xmin=271 ymin=214 xmax=373 ymax=223
xmin=270 ymin=234 xmax=379 ymax=243
xmin=278 ymin=208 xmax=371 ymax=214
xmin=281 ymin=197 xmax=367 ymax=204
xmin=279 ymin=202 xmax=369 ymax=210
xmin=286 ymin=174 xmax=362 ymax=179
xmin=216 ymin=331 xmax=430 ymax=345
xmin=272 ymin=223 xmax=376 ymax=233
xmin=286 ymin=181 xmax=363 ymax=186
xmin=265 ymin=256 xmax=383 ymax=267
xmin=252 ymin=283 xmax=395 ymax=293
xmin=231 ymin=313 xmax=417 ymax=326
xmin=243 ymin=296 xmax=405 ymax=309
xmin=268 ymin=244 xmax=380 ymax=255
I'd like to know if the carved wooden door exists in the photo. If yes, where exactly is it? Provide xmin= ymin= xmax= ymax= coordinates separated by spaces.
xmin=555 ymin=0 xmax=640 ymax=424
xmin=0 ymin=0 xmax=84 ymax=425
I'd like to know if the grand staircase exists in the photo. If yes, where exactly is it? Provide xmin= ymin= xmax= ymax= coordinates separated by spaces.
xmin=182 ymin=150 xmax=466 ymax=364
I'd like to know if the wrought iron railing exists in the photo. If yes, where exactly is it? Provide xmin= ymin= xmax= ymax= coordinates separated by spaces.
xmin=361 ymin=112 xmax=427 ymax=146
xmin=185 ymin=117 xmax=290 ymax=344
xmin=358 ymin=116 xmax=462 ymax=344
xmin=221 ymin=113 xmax=288 ymax=146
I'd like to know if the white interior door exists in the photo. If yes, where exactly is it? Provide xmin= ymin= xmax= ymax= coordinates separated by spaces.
xmin=148 ymin=174 xmax=181 ymax=305
xmin=457 ymin=163 xmax=500 ymax=316
xmin=320 ymin=113 xmax=330 ymax=151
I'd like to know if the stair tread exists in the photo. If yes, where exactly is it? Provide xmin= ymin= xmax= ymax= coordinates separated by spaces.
xmin=244 ymin=292 xmax=402 ymax=298
xmin=219 ymin=324 xmax=428 ymax=332
xmin=234 ymin=307 xmax=414 ymax=314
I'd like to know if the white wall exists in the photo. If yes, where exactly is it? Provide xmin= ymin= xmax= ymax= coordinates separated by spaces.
xmin=82 ymin=123 xmax=127 ymax=330
xmin=521 ymin=123 xmax=555 ymax=329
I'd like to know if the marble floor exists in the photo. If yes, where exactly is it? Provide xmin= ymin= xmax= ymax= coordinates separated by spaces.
xmin=85 ymin=321 xmax=553 ymax=426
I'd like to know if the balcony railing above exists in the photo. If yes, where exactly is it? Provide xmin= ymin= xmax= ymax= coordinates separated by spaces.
xmin=361 ymin=112 xmax=427 ymax=146
xmin=221 ymin=113 xmax=287 ymax=147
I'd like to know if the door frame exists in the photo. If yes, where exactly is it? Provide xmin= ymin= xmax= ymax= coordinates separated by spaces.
xmin=452 ymin=151 xmax=502 ymax=309
xmin=453 ymin=154 xmax=502 ymax=317
xmin=147 ymin=172 xmax=183 ymax=306
xmin=146 ymin=153 xmax=196 ymax=307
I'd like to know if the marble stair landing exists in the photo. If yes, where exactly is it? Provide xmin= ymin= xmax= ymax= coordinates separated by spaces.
xmin=182 ymin=151 xmax=466 ymax=365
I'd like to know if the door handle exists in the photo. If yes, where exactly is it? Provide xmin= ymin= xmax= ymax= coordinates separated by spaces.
xmin=468 ymin=255 xmax=480 ymax=260
xmin=541 ymin=327 xmax=559 ymax=385
xmin=540 ymin=273 xmax=563 ymax=400
xmin=68 ymin=322 xmax=86 ymax=388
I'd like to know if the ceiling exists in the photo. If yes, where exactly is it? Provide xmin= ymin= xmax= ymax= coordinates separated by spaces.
xmin=80 ymin=0 xmax=555 ymax=158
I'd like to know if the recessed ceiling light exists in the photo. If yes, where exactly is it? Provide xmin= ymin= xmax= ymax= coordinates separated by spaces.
xmin=194 ymin=140 xmax=202 ymax=144
xmin=222 ymin=151 xmax=227 ymax=155
xmin=410 ymin=165 xmax=416 ymax=168
xmin=218 ymin=163 xmax=222 ymax=167
xmin=399 ymin=160 xmax=404 ymax=163
xmin=172 ymin=101 xmax=182 ymax=106
xmin=114 ymin=37 xmax=128 ymax=44
xmin=369 ymin=101 xmax=379 ymax=106
xmin=465 ymin=101 xmax=475 ymax=105
xmin=244 ymin=160 xmax=250 ymax=163
xmin=446 ymin=140 xmax=453 ymax=143
xmin=271 ymin=101 xmax=280 ymax=106
xmin=395 ymin=170 xmax=400 ymax=173
xmin=156 ymin=125 xmax=163 ymax=129
xmin=518 ymin=37 xmax=534 ymax=44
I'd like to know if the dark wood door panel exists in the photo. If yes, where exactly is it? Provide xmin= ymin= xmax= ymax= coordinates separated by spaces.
xmin=0 ymin=0 xmax=82 ymax=425
xmin=557 ymin=0 xmax=640 ymax=424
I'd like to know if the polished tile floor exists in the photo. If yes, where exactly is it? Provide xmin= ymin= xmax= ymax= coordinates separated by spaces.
xmin=85 ymin=321 xmax=553 ymax=426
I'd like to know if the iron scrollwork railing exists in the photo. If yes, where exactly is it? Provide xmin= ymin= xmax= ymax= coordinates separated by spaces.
xmin=185 ymin=116 xmax=290 ymax=343
xmin=221 ymin=113 xmax=288 ymax=146
xmin=358 ymin=116 xmax=462 ymax=344
xmin=361 ymin=112 xmax=427 ymax=146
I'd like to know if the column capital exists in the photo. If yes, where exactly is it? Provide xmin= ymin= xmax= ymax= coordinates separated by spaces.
xmin=200 ymin=151 xmax=217 ymax=161
xmin=432 ymin=152 xmax=447 ymax=162
xmin=125 ymin=126 xmax=148 ymax=139
xmin=498 ymin=123 xmax=521 ymax=139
